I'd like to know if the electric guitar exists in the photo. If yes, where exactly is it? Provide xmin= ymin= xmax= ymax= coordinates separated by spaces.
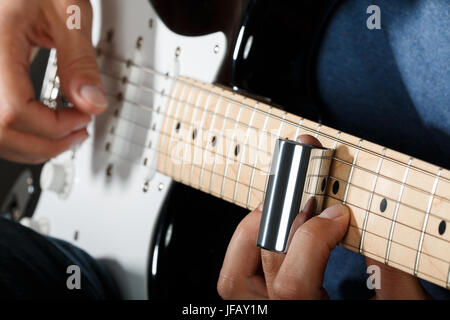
xmin=34 ymin=0 xmax=449 ymax=299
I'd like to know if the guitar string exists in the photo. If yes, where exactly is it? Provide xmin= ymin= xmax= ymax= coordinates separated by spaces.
xmin=99 ymin=71 xmax=450 ymax=214
xmin=92 ymin=52 xmax=449 ymax=285
xmin=97 ymin=52 xmax=449 ymax=186
xmin=96 ymin=143 xmax=450 ymax=276
xmin=98 ymin=66 xmax=450 ymax=209
xmin=341 ymin=241 xmax=446 ymax=286
xmin=99 ymin=82 xmax=450 ymax=224
xmin=105 ymin=124 xmax=450 ymax=250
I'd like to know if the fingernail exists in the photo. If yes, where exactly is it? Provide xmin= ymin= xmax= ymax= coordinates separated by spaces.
xmin=258 ymin=202 xmax=264 ymax=212
xmin=319 ymin=204 xmax=348 ymax=220
xmin=80 ymin=84 xmax=108 ymax=108
xmin=71 ymin=134 xmax=89 ymax=149
xmin=73 ymin=121 xmax=90 ymax=131
xmin=302 ymin=197 xmax=316 ymax=215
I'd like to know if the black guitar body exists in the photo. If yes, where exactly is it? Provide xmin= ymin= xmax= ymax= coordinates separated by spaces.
xmin=148 ymin=0 xmax=339 ymax=299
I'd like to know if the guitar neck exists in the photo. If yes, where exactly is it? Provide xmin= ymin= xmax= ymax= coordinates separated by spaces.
xmin=156 ymin=76 xmax=450 ymax=290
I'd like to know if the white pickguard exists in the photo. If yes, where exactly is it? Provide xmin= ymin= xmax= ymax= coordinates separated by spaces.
xmin=34 ymin=0 xmax=226 ymax=299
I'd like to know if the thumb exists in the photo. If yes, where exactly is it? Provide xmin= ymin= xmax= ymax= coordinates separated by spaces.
xmin=50 ymin=0 xmax=107 ymax=114
xmin=273 ymin=204 xmax=350 ymax=299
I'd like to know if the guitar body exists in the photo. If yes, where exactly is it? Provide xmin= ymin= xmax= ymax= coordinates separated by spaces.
xmin=34 ymin=0 xmax=450 ymax=300
xmin=34 ymin=0 xmax=336 ymax=299
xmin=35 ymin=0 xmax=227 ymax=299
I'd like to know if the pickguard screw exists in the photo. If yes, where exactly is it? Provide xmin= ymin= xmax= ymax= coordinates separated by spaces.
xmin=158 ymin=183 xmax=164 ymax=191
xmin=106 ymin=29 xmax=114 ymax=43
xmin=143 ymin=181 xmax=150 ymax=193
xmin=175 ymin=47 xmax=181 ymax=58
xmin=214 ymin=45 xmax=219 ymax=54
xmin=136 ymin=36 xmax=143 ymax=49
xmin=148 ymin=19 xmax=153 ymax=28
xmin=106 ymin=164 xmax=113 ymax=177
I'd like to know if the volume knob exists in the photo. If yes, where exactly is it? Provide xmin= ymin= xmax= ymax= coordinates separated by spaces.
xmin=40 ymin=162 xmax=72 ymax=196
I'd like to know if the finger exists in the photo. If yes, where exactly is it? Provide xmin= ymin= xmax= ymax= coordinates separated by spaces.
xmin=296 ymin=134 xmax=322 ymax=147
xmin=49 ymin=0 xmax=108 ymax=114
xmin=365 ymin=258 xmax=429 ymax=300
xmin=0 ymin=127 xmax=88 ymax=164
xmin=0 ymin=28 xmax=91 ymax=139
xmin=6 ymin=101 xmax=91 ymax=139
xmin=218 ymin=205 xmax=267 ymax=300
xmin=273 ymin=204 xmax=350 ymax=299
xmin=260 ymin=134 xmax=323 ymax=297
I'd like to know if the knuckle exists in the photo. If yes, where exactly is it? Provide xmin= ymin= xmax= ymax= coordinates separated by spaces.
xmin=272 ymin=275 xmax=303 ymax=300
xmin=63 ymin=53 xmax=98 ymax=75
xmin=1 ymin=107 xmax=19 ymax=127
xmin=292 ymin=222 xmax=336 ymax=258
xmin=217 ymin=275 xmax=237 ymax=300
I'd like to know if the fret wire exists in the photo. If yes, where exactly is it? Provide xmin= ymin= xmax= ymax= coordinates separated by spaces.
xmin=209 ymin=98 xmax=232 ymax=194
xmin=99 ymin=56 xmax=449 ymax=186
xmin=101 ymin=71 xmax=450 ymax=204
xmin=315 ymin=124 xmax=322 ymax=139
xmin=385 ymin=157 xmax=413 ymax=264
xmin=162 ymin=82 xmax=182 ymax=175
xmin=262 ymin=111 xmax=288 ymax=198
xmin=333 ymin=131 xmax=342 ymax=149
xmin=246 ymin=106 xmax=272 ymax=209
xmin=220 ymin=102 xmax=244 ymax=199
xmin=360 ymin=148 xmax=385 ymax=254
xmin=106 ymin=126 xmax=450 ymax=250
xmin=175 ymin=83 xmax=196 ymax=181
xmin=294 ymin=117 xmax=304 ymax=139
xmin=183 ymin=85 xmax=204 ymax=186
xmin=191 ymin=91 xmax=212 ymax=188
xmin=343 ymin=139 xmax=362 ymax=205
xmin=199 ymin=93 xmax=223 ymax=191
xmin=414 ymin=168 xmax=442 ymax=276
xmin=233 ymin=105 xmax=257 ymax=205
xmin=107 ymin=92 xmax=450 ymax=221
xmin=167 ymin=81 xmax=189 ymax=177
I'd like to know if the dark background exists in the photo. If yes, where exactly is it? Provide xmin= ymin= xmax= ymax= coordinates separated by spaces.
xmin=0 ymin=50 xmax=49 ymax=218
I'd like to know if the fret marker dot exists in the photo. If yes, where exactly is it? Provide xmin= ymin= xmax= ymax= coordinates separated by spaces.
xmin=321 ymin=178 xmax=326 ymax=192
xmin=438 ymin=220 xmax=446 ymax=235
xmin=234 ymin=144 xmax=240 ymax=157
xmin=211 ymin=136 xmax=217 ymax=147
xmin=380 ymin=198 xmax=387 ymax=213
xmin=192 ymin=129 xmax=197 ymax=140
xmin=175 ymin=122 xmax=181 ymax=132
xmin=332 ymin=181 xmax=339 ymax=194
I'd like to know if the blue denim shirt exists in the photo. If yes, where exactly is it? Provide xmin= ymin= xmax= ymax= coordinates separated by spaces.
xmin=316 ymin=0 xmax=450 ymax=299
